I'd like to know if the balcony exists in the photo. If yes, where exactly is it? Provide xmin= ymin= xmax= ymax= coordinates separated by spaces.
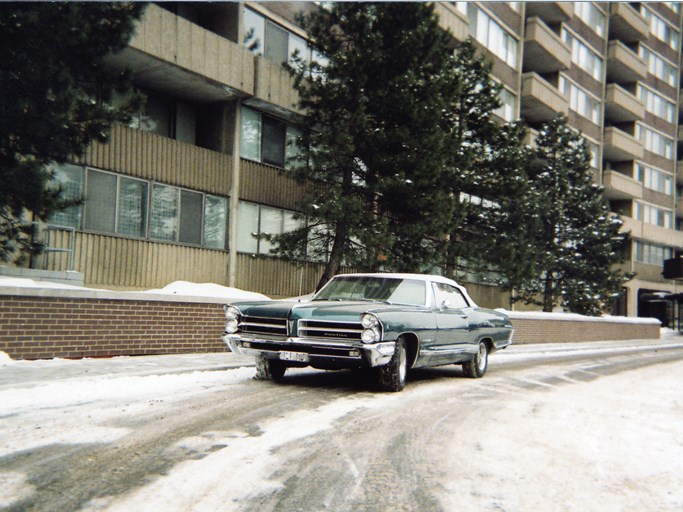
xmin=106 ymin=4 xmax=255 ymax=103
xmin=608 ymin=3 xmax=649 ymax=43
xmin=621 ymin=216 xmax=683 ymax=248
xmin=606 ymin=40 xmax=647 ymax=84
xmin=603 ymin=127 xmax=643 ymax=162
xmin=602 ymin=170 xmax=643 ymax=200
xmin=523 ymin=18 xmax=571 ymax=74
xmin=434 ymin=3 xmax=469 ymax=43
xmin=604 ymin=84 xmax=645 ymax=123
xmin=520 ymin=73 xmax=569 ymax=123
xmin=249 ymin=57 xmax=302 ymax=120
xmin=523 ymin=127 xmax=540 ymax=147
xmin=525 ymin=2 xmax=572 ymax=24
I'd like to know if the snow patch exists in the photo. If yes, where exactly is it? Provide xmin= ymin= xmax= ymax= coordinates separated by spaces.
xmin=142 ymin=281 xmax=269 ymax=301
xmin=500 ymin=309 xmax=660 ymax=325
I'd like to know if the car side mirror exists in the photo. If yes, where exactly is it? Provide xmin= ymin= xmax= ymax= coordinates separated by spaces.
xmin=440 ymin=300 xmax=450 ymax=310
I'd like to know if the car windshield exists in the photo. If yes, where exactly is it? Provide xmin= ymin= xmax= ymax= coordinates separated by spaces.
xmin=313 ymin=276 xmax=427 ymax=306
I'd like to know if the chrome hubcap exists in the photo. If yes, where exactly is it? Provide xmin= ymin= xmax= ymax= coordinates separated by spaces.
xmin=477 ymin=343 xmax=487 ymax=372
xmin=398 ymin=346 xmax=407 ymax=382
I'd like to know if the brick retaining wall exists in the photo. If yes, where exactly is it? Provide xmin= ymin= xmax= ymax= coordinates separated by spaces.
xmin=509 ymin=314 xmax=660 ymax=344
xmin=0 ymin=294 xmax=226 ymax=360
xmin=0 ymin=290 xmax=661 ymax=360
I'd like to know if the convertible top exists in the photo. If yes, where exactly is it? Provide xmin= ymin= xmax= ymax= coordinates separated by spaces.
xmin=329 ymin=273 xmax=477 ymax=308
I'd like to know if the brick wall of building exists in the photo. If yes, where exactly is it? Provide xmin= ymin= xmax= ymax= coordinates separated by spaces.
xmin=0 ymin=292 xmax=661 ymax=360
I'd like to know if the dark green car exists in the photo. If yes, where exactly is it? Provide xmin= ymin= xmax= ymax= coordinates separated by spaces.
xmin=222 ymin=273 xmax=513 ymax=391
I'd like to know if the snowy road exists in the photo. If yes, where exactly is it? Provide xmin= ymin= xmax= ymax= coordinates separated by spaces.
xmin=2 ymin=337 xmax=683 ymax=512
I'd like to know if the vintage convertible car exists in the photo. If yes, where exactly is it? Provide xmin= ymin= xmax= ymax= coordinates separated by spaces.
xmin=222 ymin=273 xmax=513 ymax=391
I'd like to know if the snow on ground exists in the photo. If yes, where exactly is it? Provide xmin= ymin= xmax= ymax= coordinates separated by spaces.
xmin=0 ymin=276 xmax=270 ymax=301
xmin=437 ymin=358 xmax=683 ymax=512
xmin=1 ymin=343 xmax=682 ymax=511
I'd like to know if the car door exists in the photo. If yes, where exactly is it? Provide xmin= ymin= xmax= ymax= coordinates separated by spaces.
xmin=430 ymin=282 xmax=472 ymax=364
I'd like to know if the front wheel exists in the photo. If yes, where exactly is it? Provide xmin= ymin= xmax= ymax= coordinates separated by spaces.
xmin=255 ymin=354 xmax=287 ymax=380
xmin=462 ymin=340 xmax=489 ymax=378
xmin=377 ymin=338 xmax=408 ymax=392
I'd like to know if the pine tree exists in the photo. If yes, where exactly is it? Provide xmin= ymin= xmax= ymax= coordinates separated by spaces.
xmin=516 ymin=115 xmax=632 ymax=314
xmin=0 ymin=2 xmax=145 ymax=263
xmin=438 ymin=42 xmax=533 ymax=286
xmin=275 ymin=3 xmax=461 ymax=288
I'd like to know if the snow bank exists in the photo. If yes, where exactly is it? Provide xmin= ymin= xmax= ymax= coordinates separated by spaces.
xmin=0 ymin=276 xmax=269 ymax=302
xmin=142 ymin=281 xmax=269 ymax=301
xmin=0 ymin=277 xmax=96 ymax=291
xmin=500 ymin=309 xmax=660 ymax=325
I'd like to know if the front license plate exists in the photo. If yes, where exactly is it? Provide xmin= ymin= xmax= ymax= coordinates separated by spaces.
xmin=280 ymin=351 xmax=309 ymax=362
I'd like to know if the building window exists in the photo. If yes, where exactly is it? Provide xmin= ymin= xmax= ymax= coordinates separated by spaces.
xmin=634 ymin=241 xmax=673 ymax=266
xmin=641 ymin=7 xmax=679 ymax=50
xmin=117 ymin=177 xmax=149 ymax=238
xmin=150 ymin=184 xmax=179 ymax=242
xmin=240 ymin=106 xmax=303 ymax=169
xmin=244 ymin=7 xmax=312 ymax=66
xmin=560 ymin=76 xmax=600 ymax=124
xmin=204 ymin=195 xmax=229 ymax=249
xmin=236 ymin=201 xmax=302 ymax=256
xmin=453 ymin=2 xmax=468 ymax=15
xmin=85 ymin=170 xmax=118 ymax=233
xmin=562 ymin=29 xmax=603 ymax=81
xmin=636 ymin=163 xmax=673 ymax=196
xmin=49 ymin=163 xmax=83 ymax=229
xmin=127 ymin=90 xmax=197 ymax=145
xmin=468 ymin=5 xmax=518 ymax=68
xmin=495 ymin=87 xmax=516 ymax=121
xmin=585 ymin=139 xmax=599 ymax=169
xmin=639 ymin=45 xmax=677 ymax=87
xmin=637 ymin=124 xmax=674 ymax=159
xmin=638 ymin=84 xmax=676 ymax=123
xmin=664 ymin=2 xmax=681 ymax=14
xmin=51 ymin=166 xmax=228 ymax=249
xmin=635 ymin=201 xmax=672 ymax=229
xmin=574 ymin=3 xmax=606 ymax=37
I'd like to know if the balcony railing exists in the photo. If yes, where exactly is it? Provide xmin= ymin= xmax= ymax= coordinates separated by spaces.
xmin=606 ymin=40 xmax=647 ymax=84
xmin=525 ymin=2 xmax=572 ymax=24
xmin=608 ymin=3 xmax=649 ymax=43
xmin=603 ymin=126 xmax=643 ymax=162
xmin=521 ymin=73 xmax=569 ymax=123
xmin=604 ymin=84 xmax=645 ymax=123
xmin=621 ymin=216 xmax=683 ymax=248
xmin=602 ymin=170 xmax=643 ymax=200
xmin=523 ymin=18 xmax=571 ymax=74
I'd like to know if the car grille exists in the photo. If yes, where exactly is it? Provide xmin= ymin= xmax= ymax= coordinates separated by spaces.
xmin=240 ymin=316 xmax=288 ymax=337
xmin=297 ymin=320 xmax=362 ymax=341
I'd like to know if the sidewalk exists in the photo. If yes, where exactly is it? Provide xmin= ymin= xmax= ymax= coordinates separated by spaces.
xmin=0 ymin=350 xmax=255 ymax=391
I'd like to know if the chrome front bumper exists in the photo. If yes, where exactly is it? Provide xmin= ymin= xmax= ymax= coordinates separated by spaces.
xmin=222 ymin=334 xmax=396 ymax=367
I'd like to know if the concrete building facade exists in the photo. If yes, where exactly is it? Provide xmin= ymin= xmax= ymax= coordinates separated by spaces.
xmin=11 ymin=2 xmax=683 ymax=320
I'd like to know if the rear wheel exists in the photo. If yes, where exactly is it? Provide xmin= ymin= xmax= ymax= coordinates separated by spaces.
xmin=462 ymin=340 xmax=489 ymax=378
xmin=255 ymin=354 xmax=287 ymax=380
xmin=378 ymin=337 xmax=408 ymax=392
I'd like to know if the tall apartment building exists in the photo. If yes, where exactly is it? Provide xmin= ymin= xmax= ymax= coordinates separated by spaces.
xmin=10 ymin=2 xmax=683 ymax=321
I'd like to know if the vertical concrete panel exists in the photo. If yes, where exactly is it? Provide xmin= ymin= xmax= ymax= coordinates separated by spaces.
xmin=176 ymin=17 xmax=192 ymax=70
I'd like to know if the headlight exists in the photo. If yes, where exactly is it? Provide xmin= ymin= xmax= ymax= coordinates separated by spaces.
xmin=224 ymin=305 xmax=240 ymax=321
xmin=361 ymin=328 xmax=380 ymax=344
xmin=226 ymin=318 xmax=239 ymax=334
xmin=361 ymin=313 xmax=379 ymax=329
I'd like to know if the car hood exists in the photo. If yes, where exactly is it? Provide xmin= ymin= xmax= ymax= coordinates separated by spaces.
xmin=230 ymin=300 xmax=425 ymax=322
